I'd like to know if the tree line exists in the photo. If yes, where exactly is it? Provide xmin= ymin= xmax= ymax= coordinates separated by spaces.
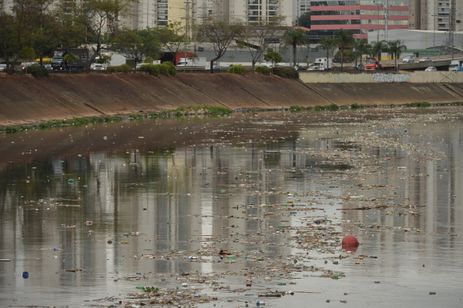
xmin=0 ymin=1 xmax=407 ymax=73
xmin=318 ymin=31 xmax=407 ymax=70
xmin=0 ymin=0 xmax=185 ymax=71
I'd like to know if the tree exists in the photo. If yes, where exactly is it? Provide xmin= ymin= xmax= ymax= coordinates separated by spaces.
xmin=371 ymin=40 xmax=387 ymax=61
xmin=387 ymin=40 xmax=407 ymax=70
xmin=156 ymin=22 xmax=187 ymax=54
xmin=334 ymin=30 xmax=354 ymax=71
xmin=284 ymin=28 xmax=308 ymax=67
xmin=0 ymin=13 xmax=20 ymax=72
xmin=82 ymin=0 xmax=136 ymax=66
xmin=353 ymin=39 xmax=370 ymax=68
xmin=237 ymin=19 xmax=283 ymax=70
xmin=111 ymin=28 xmax=161 ymax=64
xmin=54 ymin=0 xmax=88 ymax=49
xmin=9 ymin=0 xmax=59 ymax=65
xmin=264 ymin=51 xmax=282 ymax=68
xmin=32 ymin=15 xmax=62 ymax=65
xmin=319 ymin=37 xmax=337 ymax=69
xmin=197 ymin=21 xmax=243 ymax=73
xmin=296 ymin=12 xmax=311 ymax=28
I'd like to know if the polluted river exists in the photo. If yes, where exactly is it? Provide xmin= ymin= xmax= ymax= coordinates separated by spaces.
xmin=0 ymin=106 xmax=462 ymax=307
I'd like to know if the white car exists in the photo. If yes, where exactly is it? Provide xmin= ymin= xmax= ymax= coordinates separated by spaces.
xmin=402 ymin=56 xmax=415 ymax=63
xmin=20 ymin=62 xmax=38 ymax=71
xmin=0 ymin=63 xmax=6 ymax=71
xmin=90 ymin=63 xmax=107 ymax=71
xmin=419 ymin=57 xmax=432 ymax=63
xmin=425 ymin=66 xmax=437 ymax=72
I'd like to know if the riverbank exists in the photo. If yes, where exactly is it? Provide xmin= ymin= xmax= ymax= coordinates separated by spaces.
xmin=1 ymin=72 xmax=463 ymax=126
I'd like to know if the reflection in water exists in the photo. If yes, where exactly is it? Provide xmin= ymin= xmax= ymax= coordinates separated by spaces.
xmin=0 ymin=111 xmax=463 ymax=307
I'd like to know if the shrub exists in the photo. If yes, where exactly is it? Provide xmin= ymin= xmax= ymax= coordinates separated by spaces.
xmin=144 ymin=56 xmax=154 ymax=64
xmin=314 ymin=103 xmax=339 ymax=112
xmin=272 ymin=66 xmax=299 ymax=79
xmin=139 ymin=64 xmax=160 ymax=76
xmin=159 ymin=61 xmax=176 ymax=76
xmin=289 ymin=105 xmax=305 ymax=112
xmin=406 ymin=102 xmax=431 ymax=108
xmin=26 ymin=64 xmax=49 ymax=78
xmin=106 ymin=64 xmax=132 ymax=73
xmin=350 ymin=103 xmax=363 ymax=110
xmin=255 ymin=65 xmax=271 ymax=75
xmin=205 ymin=106 xmax=232 ymax=116
xmin=264 ymin=51 xmax=282 ymax=67
xmin=228 ymin=64 xmax=246 ymax=75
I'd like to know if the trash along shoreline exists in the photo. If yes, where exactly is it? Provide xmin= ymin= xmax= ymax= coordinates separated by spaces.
xmin=2 ymin=72 xmax=463 ymax=128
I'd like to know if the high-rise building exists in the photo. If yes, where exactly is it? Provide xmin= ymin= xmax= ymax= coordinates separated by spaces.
xmin=310 ymin=0 xmax=409 ymax=39
xmin=122 ymin=0 xmax=178 ymax=29
xmin=0 ymin=0 xmax=14 ymax=13
xmin=1 ymin=0 xmax=302 ymax=30
xmin=408 ymin=0 xmax=462 ymax=32
xmin=297 ymin=0 xmax=310 ymax=17
xmin=228 ymin=0 xmax=295 ymax=26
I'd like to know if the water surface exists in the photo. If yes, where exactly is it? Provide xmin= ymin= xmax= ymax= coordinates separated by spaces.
xmin=0 ymin=108 xmax=462 ymax=307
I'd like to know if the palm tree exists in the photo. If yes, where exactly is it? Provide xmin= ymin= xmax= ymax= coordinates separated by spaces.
xmin=334 ymin=30 xmax=354 ymax=71
xmin=353 ymin=39 xmax=370 ymax=68
xmin=387 ymin=40 xmax=407 ymax=70
xmin=284 ymin=28 xmax=308 ymax=67
xmin=319 ymin=37 xmax=337 ymax=69
xmin=370 ymin=40 xmax=387 ymax=61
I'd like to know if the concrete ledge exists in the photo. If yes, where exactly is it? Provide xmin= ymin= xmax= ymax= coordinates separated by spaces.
xmin=300 ymin=72 xmax=463 ymax=83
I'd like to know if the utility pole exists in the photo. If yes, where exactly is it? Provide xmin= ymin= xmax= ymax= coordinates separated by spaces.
xmin=385 ymin=0 xmax=389 ymax=41
xmin=185 ymin=0 xmax=191 ymax=40
xmin=433 ymin=14 xmax=436 ymax=48
xmin=191 ymin=0 xmax=196 ymax=52
xmin=450 ymin=0 xmax=456 ymax=59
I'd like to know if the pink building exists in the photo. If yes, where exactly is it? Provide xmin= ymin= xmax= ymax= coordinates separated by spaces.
xmin=310 ymin=0 xmax=409 ymax=39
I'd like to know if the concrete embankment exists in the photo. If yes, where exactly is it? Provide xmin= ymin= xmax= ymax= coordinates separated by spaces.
xmin=1 ymin=72 xmax=463 ymax=126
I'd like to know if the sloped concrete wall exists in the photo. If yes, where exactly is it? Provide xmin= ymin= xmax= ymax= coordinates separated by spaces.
xmin=1 ymin=73 xmax=463 ymax=126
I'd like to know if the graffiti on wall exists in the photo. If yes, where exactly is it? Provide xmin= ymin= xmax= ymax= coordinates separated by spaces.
xmin=372 ymin=73 xmax=410 ymax=83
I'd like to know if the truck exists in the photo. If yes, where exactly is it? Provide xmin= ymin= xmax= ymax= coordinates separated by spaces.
xmin=449 ymin=60 xmax=463 ymax=72
xmin=364 ymin=57 xmax=381 ymax=71
xmin=51 ymin=48 xmax=90 ymax=72
xmin=160 ymin=51 xmax=196 ymax=66
xmin=176 ymin=56 xmax=208 ymax=70
xmin=307 ymin=57 xmax=331 ymax=71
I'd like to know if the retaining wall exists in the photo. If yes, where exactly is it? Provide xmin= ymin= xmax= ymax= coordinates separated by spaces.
xmin=1 ymin=72 xmax=463 ymax=126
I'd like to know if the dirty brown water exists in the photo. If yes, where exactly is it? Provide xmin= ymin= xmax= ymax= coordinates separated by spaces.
xmin=0 ymin=107 xmax=463 ymax=307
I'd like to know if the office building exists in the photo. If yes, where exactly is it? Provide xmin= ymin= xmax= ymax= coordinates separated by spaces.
xmin=310 ymin=0 xmax=409 ymax=39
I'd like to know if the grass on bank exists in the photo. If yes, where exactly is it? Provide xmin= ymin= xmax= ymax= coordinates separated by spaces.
xmin=406 ymin=102 xmax=432 ymax=108
xmin=1 ymin=106 xmax=233 ymax=134
xmin=1 ymin=101 xmax=457 ymax=135
xmin=288 ymin=101 xmax=438 ymax=113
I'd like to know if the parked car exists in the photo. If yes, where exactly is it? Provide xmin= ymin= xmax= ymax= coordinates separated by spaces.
xmin=0 ymin=63 xmax=7 ymax=71
xmin=425 ymin=66 xmax=437 ymax=72
xmin=402 ymin=56 xmax=415 ymax=63
xmin=419 ymin=57 xmax=432 ymax=63
xmin=20 ymin=62 xmax=38 ymax=71
xmin=90 ymin=63 xmax=107 ymax=71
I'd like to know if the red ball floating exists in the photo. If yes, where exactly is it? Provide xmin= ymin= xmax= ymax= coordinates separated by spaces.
xmin=342 ymin=235 xmax=359 ymax=250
